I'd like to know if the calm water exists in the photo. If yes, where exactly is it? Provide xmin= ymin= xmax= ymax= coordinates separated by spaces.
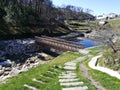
xmin=79 ymin=39 xmax=99 ymax=48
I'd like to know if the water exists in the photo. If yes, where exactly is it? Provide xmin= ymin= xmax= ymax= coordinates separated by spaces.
xmin=78 ymin=39 xmax=99 ymax=48
xmin=0 ymin=62 xmax=11 ymax=67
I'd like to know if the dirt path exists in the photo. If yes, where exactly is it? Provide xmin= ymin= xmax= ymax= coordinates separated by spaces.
xmin=80 ymin=63 xmax=106 ymax=90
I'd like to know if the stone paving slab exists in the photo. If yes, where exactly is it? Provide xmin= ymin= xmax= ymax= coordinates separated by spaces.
xmin=62 ymin=86 xmax=88 ymax=90
xmin=65 ymin=62 xmax=76 ymax=66
xmin=32 ymin=78 xmax=45 ymax=84
xmin=39 ymin=75 xmax=52 ymax=79
xmin=63 ymin=66 xmax=76 ymax=70
xmin=64 ymin=71 xmax=75 ymax=73
xmin=60 ymin=73 xmax=76 ymax=76
xmin=24 ymin=84 xmax=39 ymax=90
xmin=59 ymin=56 xmax=89 ymax=90
xmin=59 ymin=75 xmax=77 ymax=79
xmin=59 ymin=78 xmax=80 ymax=83
xmin=60 ymin=81 xmax=84 ymax=86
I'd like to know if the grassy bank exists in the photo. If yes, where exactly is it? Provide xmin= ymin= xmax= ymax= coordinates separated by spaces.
xmin=76 ymin=62 xmax=96 ymax=90
xmin=0 ymin=52 xmax=81 ymax=90
xmin=86 ymin=46 xmax=120 ymax=90
xmin=104 ymin=19 xmax=120 ymax=30
xmin=65 ymin=20 xmax=97 ymax=33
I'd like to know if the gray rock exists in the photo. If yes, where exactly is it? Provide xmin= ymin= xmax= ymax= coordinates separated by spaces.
xmin=6 ymin=59 xmax=12 ymax=64
xmin=0 ymin=70 xmax=4 ymax=75
xmin=9 ymin=68 xmax=20 ymax=76
xmin=4 ymin=67 xmax=12 ymax=71
xmin=3 ymin=71 xmax=9 ymax=76
xmin=20 ymin=67 xmax=28 ymax=72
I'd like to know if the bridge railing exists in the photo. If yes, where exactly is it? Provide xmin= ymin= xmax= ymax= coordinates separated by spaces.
xmin=35 ymin=36 xmax=84 ymax=52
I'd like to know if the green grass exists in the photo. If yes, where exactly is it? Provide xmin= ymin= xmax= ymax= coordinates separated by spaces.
xmin=65 ymin=20 xmax=98 ymax=33
xmin=106 ymin=19 xmax=120 ymax=30
xmin=86 ymin=46 xmax=120 ymax=90
xmin=0 ymin=52 xmax=82 ymax=90
xmin=87 ymin=46 xmax=105 ymax=56
xmin=76 ymin=62 xmax=96 ymax=90
xmin=108 ymin=19 xmax=120 ymax=23
xmin=87 ymin=67 xmax=120 ymax=90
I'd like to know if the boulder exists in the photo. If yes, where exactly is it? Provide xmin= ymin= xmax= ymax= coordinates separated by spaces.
xmin=20 ymin=68 xmax=28 ymax=72
xmin=9 ymin=68 xmax=20 ymax=76
xmin=3 ymin=71 xmax=9 ymax=76
xmin=4 ymin=67 xmax=12 ymax=71
xmin=0 ymin=70 xmax=4 ymax=75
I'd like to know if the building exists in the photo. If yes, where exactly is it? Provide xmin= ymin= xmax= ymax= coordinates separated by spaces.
xmin=96 ymin=13 xmax=118 ymax=21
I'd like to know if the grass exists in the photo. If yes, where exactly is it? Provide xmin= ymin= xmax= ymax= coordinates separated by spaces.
xmin=87 ymin=66 xmax=120 ymax=90
xmin=87 ymin=45 xmax=105 ymax=56
xmin=1 ymin=46 xmax=119 ymax=90
xmin=76 ymin=62 xmax=96 ymax=90
xmin=0 ymin=52 xmax=82 ymax=90
xmin=106 ymin=19 xmax=120 ymax=30
xmin=65 ymin=20 xmax=98 ymax=33
xmin=85 ymin=46 xmax=120 ymax=90
xmin=108 ymin=19 xmax=120 ymax=23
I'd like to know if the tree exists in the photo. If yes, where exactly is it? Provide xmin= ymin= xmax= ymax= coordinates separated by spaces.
xmin=57 ymin=5 xmax=95 ymax=21
xmin=96 ymin=30 xmax=120 ymax=53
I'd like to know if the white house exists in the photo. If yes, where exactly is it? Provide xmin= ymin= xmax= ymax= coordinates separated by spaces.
xmin=96 ymin=13 xmax=118 ymax=21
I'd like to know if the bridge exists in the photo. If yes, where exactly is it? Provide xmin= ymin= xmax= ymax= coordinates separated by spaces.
xmin=35 ymin=36 xmax=84 ymax=52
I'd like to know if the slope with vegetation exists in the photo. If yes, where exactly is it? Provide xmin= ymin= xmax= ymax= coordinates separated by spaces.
xmin=0 ymin=0 xmax=95 ymax=39
xmin=0 ymin=45 xmax=120 ymax=90
xmin=0 ymin=0 xmax=69 ymax=39
xmin=0 ymin=52 xmax=89 ymax=90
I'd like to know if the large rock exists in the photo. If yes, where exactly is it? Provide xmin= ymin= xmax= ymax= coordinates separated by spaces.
xmin=3 ymin=71 xmax=9 ymax=76
xmin=9 ymin=68 xmax=20 ymax=76
xmin=20 ymin=67 xmax=28 ymax=72
xmin=0 ymin=70 xmax=4 ymax=75
xmin=4 ymin=67 xmax=12 ymax=71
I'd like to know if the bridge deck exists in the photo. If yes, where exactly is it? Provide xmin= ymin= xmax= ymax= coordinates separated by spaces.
xmin=35 ymin=36 xmax=84 ymax=52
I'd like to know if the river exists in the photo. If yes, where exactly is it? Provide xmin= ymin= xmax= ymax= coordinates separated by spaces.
xmin=78 ymin=39 xmax=100 ymax=48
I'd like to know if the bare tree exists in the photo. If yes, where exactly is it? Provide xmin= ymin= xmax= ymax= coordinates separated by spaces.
xmin=97 ymin=29 xmax=120 ymax=53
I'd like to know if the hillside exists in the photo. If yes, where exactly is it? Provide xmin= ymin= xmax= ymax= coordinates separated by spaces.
xmin=0 ymin=1 xmax=95 ymax=40
xmin=102 ymin=19 xmax=120 ymax=30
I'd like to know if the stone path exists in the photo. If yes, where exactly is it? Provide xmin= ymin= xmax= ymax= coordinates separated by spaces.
xmin=23 ymin=56 xmax=88 ymax=90
xmin=23 ymin=55 xmax=108 ymax=90
xmin=89 ymin=55 xmax=120 ymax=79
xmin=59 ymin=56 xmax=88 ymax=90
xmin=80 ymin=63 xmax=106 ymax=90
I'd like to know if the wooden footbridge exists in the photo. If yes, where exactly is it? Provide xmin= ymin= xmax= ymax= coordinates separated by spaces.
xmin=35 ymin=36 xmax=84 ymax=52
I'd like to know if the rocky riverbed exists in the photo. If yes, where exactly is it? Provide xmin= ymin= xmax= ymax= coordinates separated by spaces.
xmin=0 ymin=37 xmax=62 ymax=83
xmin=0 ymin=52 xmax=50 ymax=83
